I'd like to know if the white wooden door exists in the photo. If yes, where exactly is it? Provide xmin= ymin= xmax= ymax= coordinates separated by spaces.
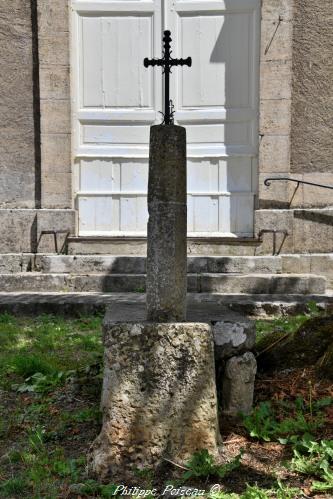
xmin=71 ymin=0 xmax=260 ymax=236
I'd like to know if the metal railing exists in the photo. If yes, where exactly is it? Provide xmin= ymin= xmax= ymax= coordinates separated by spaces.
xmin=264 ymin=177 xmax=333 ymax=191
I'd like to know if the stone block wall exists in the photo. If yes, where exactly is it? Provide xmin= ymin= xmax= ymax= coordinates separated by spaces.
xmin=0 ymin=209 xmax=76 ymax=253
xmin=0 ymin=1 xmax=75 ymax=254
xmin=290 ymin=0 xmax=333 ymax=206
xmin=255 ymin=0 xmax=333 ymax=255
xmin=38 ymin=0 xmax=72 ymax=209
xmin=258 ymin=0 xmax=293 ymax=210
xmin=258 ymin=0 xmax=333 ymax=211
xmin=0 ymin=0 xmax=36 ymax=208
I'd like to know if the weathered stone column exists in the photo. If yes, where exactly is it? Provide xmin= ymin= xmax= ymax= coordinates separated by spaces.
xmin=146 ymin=125 xmax=187 ymax=322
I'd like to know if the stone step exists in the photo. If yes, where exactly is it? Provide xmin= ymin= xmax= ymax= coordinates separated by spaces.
xmin=3 ymin=253 xmax=333 ymax=277
xmin=197 ymin=274 xmax=326 ymax=295
xmin=67 ymin=236 xmax=260 ymax=256
xmin=0 ymin=292 xmax=332 ymax=318
xmin=31 ymin=255 xmax=282 ymax=274
xmin=1 ymin=253 xmax=333 ymax=291
xmin=0 ymin=272 xmax=326 ymax=294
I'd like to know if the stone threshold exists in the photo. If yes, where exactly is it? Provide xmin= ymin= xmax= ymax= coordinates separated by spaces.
xmin=68 ymin=236 xmax=261 ymax=245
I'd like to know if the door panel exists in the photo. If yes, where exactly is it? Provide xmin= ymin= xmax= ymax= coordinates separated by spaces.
xmin=169 ymin=0 xmax=259 ymax=236
xmin=180 ymin=14 xmax=251 ymax=109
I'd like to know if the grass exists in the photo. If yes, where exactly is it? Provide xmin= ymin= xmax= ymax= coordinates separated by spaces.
xmin=0 ymin=313 xmax=103 ymax=391
xmin=0 ymin=310 xmax=332 ymax=498
xmin=255 ymin=301 xmax=322 ymax=346
xmin=0 ymin=313 xmax=104 ymax=498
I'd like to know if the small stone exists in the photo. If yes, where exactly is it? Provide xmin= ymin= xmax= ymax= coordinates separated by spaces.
xmin=213 ymin=316 xmax=255 ymax=359
xmin=221 ymin=352 xmax=257 ymax=416
xmin=130 ymin=324 xmax=143 ymax=336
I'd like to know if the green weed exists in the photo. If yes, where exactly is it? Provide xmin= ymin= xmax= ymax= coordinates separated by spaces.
xmin=207 ymin=481 xmax=303 ymax=499
xmin=0 ymin=312 xmax=17 ymax=324
xmin=183 ymin=449 xmax=243 ymax=481
xmin=242 ymin=397 xmax=330 ymax=442
xmin=13 ymin=371 xmax=69 ymax=394
xmin=69 ymin=479 xmax=119 ymax=497
xmin=208 ymin=493 xmax=239 ymax=499
xmin=12 ymin=426 xmax=88 ymax=496
xmin=289 ymin=435 xmax=333 ymax=492
xmin=19 ymin=401 xmax=50 ymax=425
xmin=62 ymin=407 xmax=102 ymax=424
xmin=0 ymin=314 xmax=105 ymax=497
xmin=7 ymin=449 xmax=23 ymax=463
xmin=274 ymin=479 xmax=304 ymax=499
xmin=9 ymin=353 xmax=55 ymax=378
xmin=241 ymin=484 xmax=270 ymax=499
xmin=0 ymin=477 xmax=28 ymax=495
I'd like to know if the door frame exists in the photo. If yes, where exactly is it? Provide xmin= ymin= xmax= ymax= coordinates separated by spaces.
xmin=65 ymin=0 xmax=294 ymax=238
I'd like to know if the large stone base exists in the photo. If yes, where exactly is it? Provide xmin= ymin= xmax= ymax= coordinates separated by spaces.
xmin=90 ymin=321 xmax=220 ymax=480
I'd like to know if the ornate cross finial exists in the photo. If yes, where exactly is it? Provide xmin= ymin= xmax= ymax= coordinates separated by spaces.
xmin=144 ymin=30 xmax=192 ymax=125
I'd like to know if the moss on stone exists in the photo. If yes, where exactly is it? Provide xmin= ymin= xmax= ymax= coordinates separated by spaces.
xmin=257 ymin=315 xmax=333 ymax=373
xmin=256 ymin=329 xmax=288 ymax=354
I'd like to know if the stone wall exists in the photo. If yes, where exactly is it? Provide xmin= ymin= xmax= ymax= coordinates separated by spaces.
xmin=258 ymin=0 xmax=293 ymax=210
xmin=0 ymin=0 xmax=36 ymax=208
xmin=255 ymin=0 xmax=333 ymax=255
xmin=290 ymin=0 xmax=333 ymax=205
xmin=38 ymin=0 xmax=72 ymax=209
xmin=259 ymin=0 xmax=333 ymax=211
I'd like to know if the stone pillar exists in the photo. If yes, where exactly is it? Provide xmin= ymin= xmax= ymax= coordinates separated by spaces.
xmin=90 ymin=321 xmax=220 ymax=479
xmin=146 ymin=125 xmax=187 ymax=322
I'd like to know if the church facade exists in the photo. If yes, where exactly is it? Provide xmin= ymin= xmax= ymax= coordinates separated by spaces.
xmin=1 ymin=1 xmax=332 ymax=265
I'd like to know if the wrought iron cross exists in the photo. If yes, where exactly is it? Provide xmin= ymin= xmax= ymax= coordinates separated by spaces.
xmin=144 ymin=30 xmax=192 ymax=125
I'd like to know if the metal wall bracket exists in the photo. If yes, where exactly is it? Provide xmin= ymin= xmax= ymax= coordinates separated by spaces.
xmin=258 ymin=229 xmax=289 ymax=256
xmin=36 ymin=230 xmax=70 ymax=254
